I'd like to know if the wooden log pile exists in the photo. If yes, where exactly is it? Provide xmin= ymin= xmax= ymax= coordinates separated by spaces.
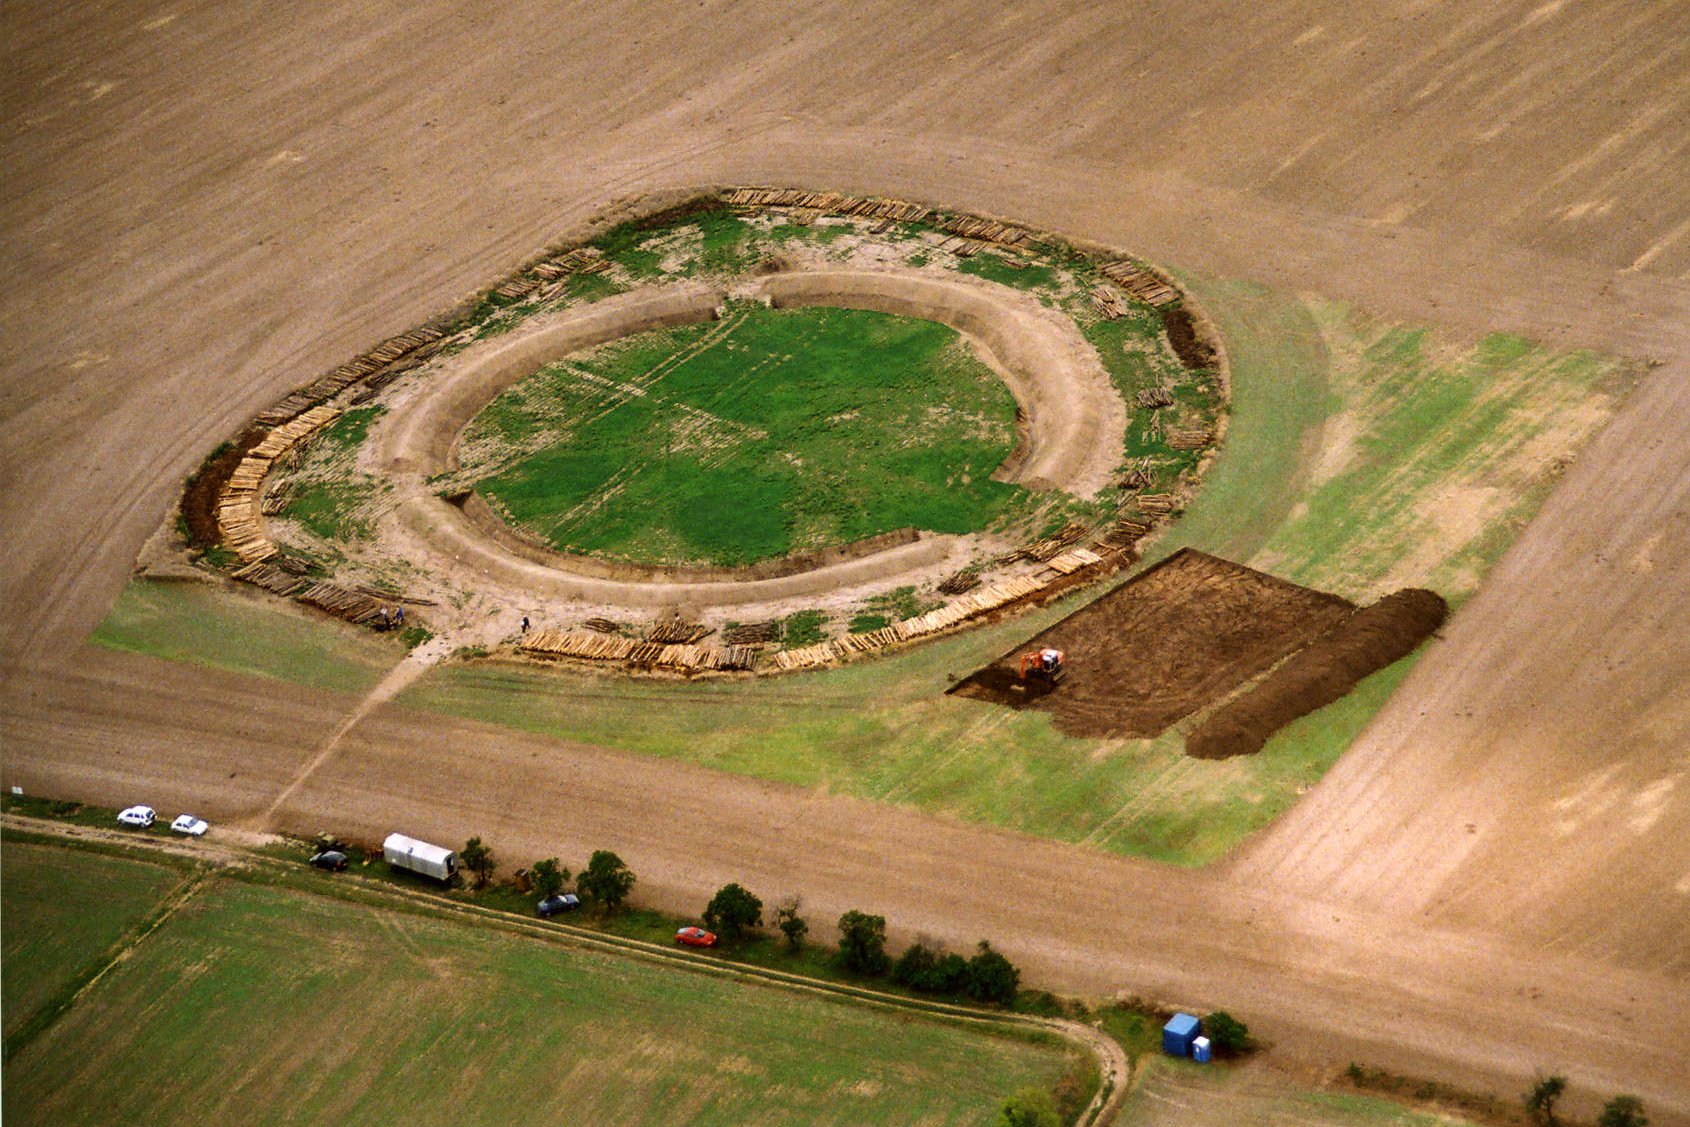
xmin=230 ymin=560 xmax=309 ymax=597
xmin=937 ymin=568 xmax=982 ymax=595
xmin=724 ymin=620 xmax=781 ymax=645
xmin=1045 ymin=547 xmax=1104 ymax=576
xmin=1017 ymin=523 xmax=1090 ymax=562
xmin=938 ymin=214 xmax=1028 ymax=247
xmin=260 ymin=483 xmax=293 ymax=516
xmin=1137 ymin=494 xmax=1179 ymax=516
xmin=252 ymin=326 xmax=446 ymax=427
xmin=216 ymin=456 xmax=278 ymax=563
xmin=217 ymin=405 xmax=347 ymax=565
xmin=583 ymin=617 xmax=624 ymax=634
xmin=298 ymin=581 xmax=389 ymax=625
xmin=723 ymin=187 xmax=931 ymax=224
xmin=646 ymin=620 xmax=712 ymax=645
xmin=1091 ymin=286 xmax=1128 ymax=320
xmin=1169 ymin=426 xmax=1214 ymax=451
xmin=768 ymin=571 xmax=1059 ymax=672
xmin=521 ymin=629 xmax=754 ymax=671
xmin=493 ymin=276 xmax=540 ymax=301
xmin=1101 ymin=518 xmax=1152 ymax=549
xmin=1100 ymin=260 xmax=1180 ymax=307
xmin=1135 ymin=386 xmax=1175 ymax=409
xmin=251 ymin=405 xmax=341 ymax=459
xmin=524 ymin=629 xmax=637 ymax=661
xmin=531 ymin=247 xmax=608 ymax=280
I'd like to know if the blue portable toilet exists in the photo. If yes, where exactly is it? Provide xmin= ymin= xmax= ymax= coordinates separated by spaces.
xmin=1162 ymin=1012 xmax=1200 ymax=1056
xmin=1191 ymin=1035 xmax=1213 ymax=1063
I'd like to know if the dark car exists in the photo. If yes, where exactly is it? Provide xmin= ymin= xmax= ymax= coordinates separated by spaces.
xmin=537 ymin=894 xmax=580 ymax=918
xmin=309 ymin=850 xmax=349 ymax=871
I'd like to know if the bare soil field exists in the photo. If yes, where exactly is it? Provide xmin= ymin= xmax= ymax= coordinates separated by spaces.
xmin=950 ymin=549 xmax=1355 ymax=738
xmin=4 ymin=2 xmax=1689 ymax=1123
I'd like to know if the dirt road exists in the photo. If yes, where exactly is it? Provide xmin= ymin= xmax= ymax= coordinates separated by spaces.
xmin=4 ymin=2 xmax=1688 ymax=1122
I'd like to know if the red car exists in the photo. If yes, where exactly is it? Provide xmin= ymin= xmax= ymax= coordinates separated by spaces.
xmin=675 ymin=926 xmax=717 ymax=948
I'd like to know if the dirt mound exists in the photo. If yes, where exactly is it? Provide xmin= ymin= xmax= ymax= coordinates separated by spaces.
xmin=1162 ymin=307 xmax=1216 ymax=371
xmin=950 ymin=550 xmax=1354 ymax=738
xmin=1186 ymin=588 xmax=1448 ymax=760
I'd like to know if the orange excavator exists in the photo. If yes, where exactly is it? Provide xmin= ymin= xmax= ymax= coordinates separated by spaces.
xmin=1018 ymin=647 xmax=1066 ymax=686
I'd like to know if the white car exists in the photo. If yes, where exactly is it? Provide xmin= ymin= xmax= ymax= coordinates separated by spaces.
xmin=170 ymin=814 xmax=209 ymax=837
xmin=117 ymin=805 xmax=156 ymax=828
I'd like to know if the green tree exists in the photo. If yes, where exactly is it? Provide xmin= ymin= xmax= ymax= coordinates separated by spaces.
xmin=930 ymin=952 xmax=969 ymax=994
xmin=995 ymin=1086 xmax=1060 ymax=1127
xmin=775 ymin=896 xmax=808 ymax=951
xmin=1524 ymin=1075 xmax=1568 ymax=1126
xmin=577 ymin=850 xmax=636 ymax=912
xmin=892 ymin=942 xmax=968 ymax=994
xmin=703 ymin=882 xmax=763 ymax=941
xmin=837 ymin=910 xmax=890 ymax=975
xmin=893 ymin=942 xmax=940 ymax=990
xmin=460 ymin=836 xmax=495 ymax=890
xmin=1597 ymin=1095 xmax=1648 ymax=1127
xmin=964 ymin=940 xmax=1020 ymax=1004
xmin=530 ymin=857 xmax=568 ymax=900
xmin=1203 ymin=1011 xmax=1250 ymax=1055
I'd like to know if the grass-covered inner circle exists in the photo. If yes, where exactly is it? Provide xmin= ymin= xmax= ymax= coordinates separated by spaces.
xmin=457 ymin=302 xmax=1033 ymax=567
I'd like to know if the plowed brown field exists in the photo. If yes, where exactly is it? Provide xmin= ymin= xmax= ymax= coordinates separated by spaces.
xmin=950 ymin=549 xmax=1355 ymax=738
xmin=4 ymin=3 xmax=1688 ymax=1123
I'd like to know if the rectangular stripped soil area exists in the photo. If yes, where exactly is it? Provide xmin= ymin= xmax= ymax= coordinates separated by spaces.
xmin=950 ymin=549 xmax=1355 ymax=738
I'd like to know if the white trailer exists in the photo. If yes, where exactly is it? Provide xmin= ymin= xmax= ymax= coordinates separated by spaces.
xmin=382 ymin=832 xmax=458 ymax=882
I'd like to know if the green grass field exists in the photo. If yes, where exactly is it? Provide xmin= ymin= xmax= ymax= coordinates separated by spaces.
xmin=1 ymin=842 xmax=184 ymax=1042
xmin=459 ymin=304 xmax=1029 ymax=566
xmin=0 ymin=841 xmax=1075 ymax=1127
xmin=88 ymin=579 xmax=402 ymax=693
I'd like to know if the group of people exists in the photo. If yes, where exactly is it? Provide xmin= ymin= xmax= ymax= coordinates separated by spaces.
xmin=377 ymin=604 xmax=407 ymax=630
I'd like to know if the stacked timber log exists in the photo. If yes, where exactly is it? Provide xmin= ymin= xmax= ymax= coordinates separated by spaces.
xmin=520 ymin=629 xmax=753 ymax=672
xmin=1137 ymin=494 xmax=1179 ymax=517
xmin=493 ymin=276 xmax=540 ymax=301
xmin=1100 ymin=260 xmax=1180 ymax=307
xmin=937 ymin=214 xmax=1028 ymax=247
xmin=646 ymin=620 xmax=712 ymax=645
xmin=938 ymin=568 xmax=982 ymax=595
xmin=1045 ymin=547 xmax=1104 ymax=576
xmin=724 ymin=620 xmax=781 ymax=645
xmin=583 ymin=617 xmax=624 ymax=634
xmin=1100 ymin=518 xmax=1152 ymax=549
xmin=1135 ymin=386 xmax=1175 ymax=409
xmin=1169 ymin=426 xmax=1214 ymax=451
xmin=532 ymin=247 xmax=608 ymax=280
xmin=1091 ymin=286 xmax=1128 ymax=320
xmin=217 ymin=405 xmax=345 ymax=565
xmin=253 ymin=326 xmax=446 ymax=427
xmin=298 ymin=581 xmax=389 ymax=625
xmin=230 ymin=561 xmax=309 ymax=597
xmin=251 ymin=405 xmax=342 ymax=459
xmin=767 ymin=570 xmax=1065 ymax=672
xmin=723 ymin=187 xmax=932 ymax=224
xmin=260 ymin=483 xmax=293 ymax=516
xmin=524 ymin=630 xmax=637 ymax=661
xmin=1017 ymin=523 xmax=1090 ymax=563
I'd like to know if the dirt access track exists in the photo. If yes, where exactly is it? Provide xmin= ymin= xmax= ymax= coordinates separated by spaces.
xmin=951 ymin=549 xmax=1357 ymax=738
xmin=372 ymin=265 xmax=1125 ymax=611
xmin=4 ymin=3 xmax=1688 ymax=1123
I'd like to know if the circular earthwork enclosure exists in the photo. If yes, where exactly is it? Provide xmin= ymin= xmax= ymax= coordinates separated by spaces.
xmin=180 ymin=187 xmax=1230 ymax=673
